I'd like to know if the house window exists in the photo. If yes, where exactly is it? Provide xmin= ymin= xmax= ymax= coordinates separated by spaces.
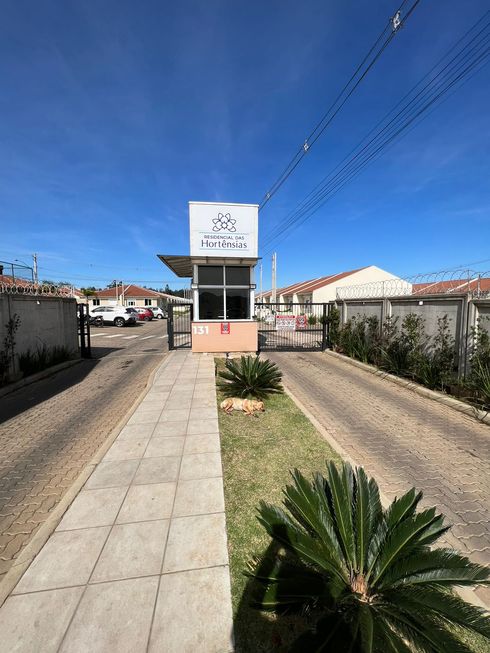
xmin=144 ymin=299 xmax=152 ymax=306
xmin=128 ymin=300 xmax=136 ymax=306
xmin=92 ymin=299 xmax=100 ymax=306
xmin=197 ymin=265 xmax=250 ymax=320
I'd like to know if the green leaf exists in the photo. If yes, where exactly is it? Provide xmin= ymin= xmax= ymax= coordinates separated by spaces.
xmin=327 ymin=461 xmax=356 ymax=568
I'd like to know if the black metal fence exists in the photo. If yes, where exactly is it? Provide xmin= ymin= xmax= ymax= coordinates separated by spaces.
xmin=77 ymin=304 xmax=91 ymax=358
xmin=168 ymin=303 xmax=193 ymax=350
xmin=255 ymin=302 xmax=335 ymax=351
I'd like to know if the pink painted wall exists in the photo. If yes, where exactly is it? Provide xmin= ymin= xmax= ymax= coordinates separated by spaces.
xmin=191 ymin=321 xmax=258 ymax=353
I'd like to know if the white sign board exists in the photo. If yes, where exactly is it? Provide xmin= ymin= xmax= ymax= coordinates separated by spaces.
xmin=189 ymin=202 xmax=258 ymax=258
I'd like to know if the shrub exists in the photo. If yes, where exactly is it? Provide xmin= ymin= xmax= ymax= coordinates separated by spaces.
xmin=326 ymin=307 xmax=341 ymax=349
xmin=217 ymin=355 xmax=283 ymax=400
xmin=0 ymin=314 xmax=21 ymax=385
xmin=466 ymin=317 xmax=490 ymax=408
xmin=307 ymin=315 xmax=317 ymax=326
xmin=249 ymin=461 xmax=490 ymax=651
xmin=339 ymin=315 xmax=381 ymax=365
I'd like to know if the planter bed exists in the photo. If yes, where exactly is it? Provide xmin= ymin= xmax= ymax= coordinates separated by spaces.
xmin=215 ymin=358 xmax=341 ymax=652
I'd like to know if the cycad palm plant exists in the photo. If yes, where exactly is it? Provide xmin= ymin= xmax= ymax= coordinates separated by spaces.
xmin=249 ymin=461 xmax=490 ymax=652
xmin=217 ymin=355 xmax=283 ymax=400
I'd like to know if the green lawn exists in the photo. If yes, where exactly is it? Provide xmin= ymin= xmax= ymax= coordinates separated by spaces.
xmin=216 ymin=358 xmax=342 ymax=652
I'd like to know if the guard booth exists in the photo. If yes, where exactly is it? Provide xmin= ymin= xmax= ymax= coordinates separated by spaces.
xmin=158 ymin=201 xmax=259 ymax=353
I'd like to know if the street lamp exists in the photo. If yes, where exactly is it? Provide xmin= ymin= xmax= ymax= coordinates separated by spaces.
xmin=14 ymin=258 xmax=34 ymax=283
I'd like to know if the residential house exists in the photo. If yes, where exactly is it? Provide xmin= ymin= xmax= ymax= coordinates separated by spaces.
xmin=257 ymin=265 xmax=405 ymax=304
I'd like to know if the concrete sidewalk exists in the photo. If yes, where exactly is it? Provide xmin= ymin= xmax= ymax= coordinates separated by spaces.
xmin=0 ymin=351 xmax=234 ymax=652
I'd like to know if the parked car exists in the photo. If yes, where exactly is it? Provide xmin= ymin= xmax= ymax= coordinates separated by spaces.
xmin=89 ymin=306 xmax=137 ymax=327
xmin=150 ymin=307 xmax=167 ymax=319
xmin=134 ymin=307 xmax=154 ymax=321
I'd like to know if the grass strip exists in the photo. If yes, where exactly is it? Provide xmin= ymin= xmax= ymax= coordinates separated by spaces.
xmin=216 ymin=358 xmax=341 ymax=651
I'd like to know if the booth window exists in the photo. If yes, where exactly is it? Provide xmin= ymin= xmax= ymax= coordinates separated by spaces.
xmin=197 ymin=265 xmax=250 ymax=320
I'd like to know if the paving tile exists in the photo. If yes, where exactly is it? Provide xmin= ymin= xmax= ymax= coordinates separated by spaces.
xmin=14 ymin=527 xmax=110 ymax=593
xmin=91 ymin=520 xmax=169 ymax=582
xmin=173 ymin=478 xmax=225 ymax=517
xmin=153 ymin=420 xmax=188 ymax=437
xmin=117 ymin=423 xmax=156 ymax=440
xmin=60 ymin=576 xmax=159 ymax=653
xmin=103 ymin=438 xmax=150 ymax=462
xmin=117 ymin=483 xmax=176 ymax=523
xmin=191 ymin=397 xmax=217 ymax=408
xmin=183 ymin=433 xmax=221 ymax=455
xmin=187 ymin=419 xmax=219 ymax=435
xmin=57 ymin=487 xmax=126 ymax=530
xmin=85 ymin=460 xmax=139 ymax=490
xmin=134 ymin=457 xmax=181 ymax=484
xmin=126 ymin=411 xmax=162 ymax=426
xmin=144 ymin=437 xmax=185 ymax=458
xmin=180 ymin=453 xmax=223 ymax=480
xmin=149 ymin=567 xmax=233 ymax=653
xmin=158 ymin=408 xmax=190 ymax=422
xmin=189 ymin=407 xmax=218 ymax=421
xmin=0 ymin=586 xmax=84 ymax=653
xmin=163 ymin=513 xmax=228 ymax=572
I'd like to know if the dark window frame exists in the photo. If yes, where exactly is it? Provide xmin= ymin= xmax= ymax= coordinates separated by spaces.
xmin=196 ymin=265 xmax=251 ymax=321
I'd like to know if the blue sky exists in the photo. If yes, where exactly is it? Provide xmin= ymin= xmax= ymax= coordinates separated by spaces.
xmin=1 ymin=0 xmax=489 ymax=290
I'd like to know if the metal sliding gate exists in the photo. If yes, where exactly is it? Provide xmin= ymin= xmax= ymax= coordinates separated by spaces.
xmin=168 ymin=303 xmax=193 ymax=350
xmin=255 ymin=302 xmax=335 ymax=352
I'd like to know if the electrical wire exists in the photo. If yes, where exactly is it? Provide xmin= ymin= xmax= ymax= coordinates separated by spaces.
xmin=261 ymin=11 xmax=490 ymax=254
xmin=259 ymin=0 xmax=422 ymax=209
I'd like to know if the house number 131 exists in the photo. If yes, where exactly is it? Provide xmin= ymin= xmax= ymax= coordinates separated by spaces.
xmin=192 ymin=325 xmax=209 ymax=335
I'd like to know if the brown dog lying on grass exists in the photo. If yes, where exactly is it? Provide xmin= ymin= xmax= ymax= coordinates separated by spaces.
xmin=220 ymin=397 xmax=265 ymax=417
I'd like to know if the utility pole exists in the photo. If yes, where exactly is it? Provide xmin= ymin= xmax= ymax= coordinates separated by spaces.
xmin=271 ymin=253 xmax=277 ymax=304
xmin=32 ymin=253 xmax=38 ymax=284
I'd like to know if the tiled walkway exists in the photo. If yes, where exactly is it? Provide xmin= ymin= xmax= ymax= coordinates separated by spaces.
xmin=0 ymin=351 xmax=234 ymax=652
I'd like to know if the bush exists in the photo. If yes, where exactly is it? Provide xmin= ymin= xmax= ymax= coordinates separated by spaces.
xmin=339 ymin=315 xmax=381 ymax=365
xmin=249 ymin=461 xmax=490 ymax=651
xmin=466 ymin=317 xmax=490 ymax=408
xmin=326 ymin=307 xmax=341 ymax=348
xmin=217 ymin=355 xmax=284 ymax=400
xmin=18 ymin=345 xmax=74 ymax=377
xmin=307 ymin=315 xmax=317 ymax=326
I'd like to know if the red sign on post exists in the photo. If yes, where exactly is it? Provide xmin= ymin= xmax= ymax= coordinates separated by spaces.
xmin=221 ymin=322 xmax=230 ymax=335
xmin=296 ymin=315 xmax=308 ymax=330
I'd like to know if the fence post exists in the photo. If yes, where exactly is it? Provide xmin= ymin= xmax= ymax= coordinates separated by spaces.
xmin=168 ymin=304 xmax=174 ymax=350
xmin=321 ymin=303 xmax=328 ymax=350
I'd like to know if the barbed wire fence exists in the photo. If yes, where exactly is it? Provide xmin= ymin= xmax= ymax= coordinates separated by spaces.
xmin=0 ymin=281 xmax=78 ymax=298
xmin=336 ymin=268 xmax=490 ymax=300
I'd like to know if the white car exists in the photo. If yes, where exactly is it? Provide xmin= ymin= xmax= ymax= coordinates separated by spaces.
xmin=150 ymin=307 xmax=167 ymax=319
xmin=89 ymin=305 xmax=137 ymax=327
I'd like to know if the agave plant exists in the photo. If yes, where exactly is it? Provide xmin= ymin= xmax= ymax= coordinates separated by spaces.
xmin=217 ymin=355 xmax=283 ymax=400
xmin=249 ymin=461 xmax=490 ymax=652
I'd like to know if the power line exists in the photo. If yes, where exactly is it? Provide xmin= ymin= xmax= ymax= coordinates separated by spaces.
xmin=261 ymin=11 xmax=490 ymax=254
xmin=259 ymin=0 xmax=422 ymax=209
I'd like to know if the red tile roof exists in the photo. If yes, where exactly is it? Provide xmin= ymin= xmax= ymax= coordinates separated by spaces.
xmin=94 ymin=284 xmax=164 ymax=299
xmin=413 ymin=278 xmax=490 ymax=295
xmin=258 ymin=267 xmax=367 ymax=298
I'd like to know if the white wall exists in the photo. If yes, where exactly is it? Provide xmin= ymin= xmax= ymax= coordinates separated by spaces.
xmin=312 ymin=266 xmax=406 ymax=302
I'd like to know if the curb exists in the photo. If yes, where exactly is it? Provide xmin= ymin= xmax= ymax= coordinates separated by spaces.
xmin=325 ymin=350 xmax=490 ymax=427
xmin=283 ymin=381 xmax=489 ymax=611
xmin=0 ymin=350 xmax=174 ymax=608
xmin=0 ymin=358 xmax=83 ymax=399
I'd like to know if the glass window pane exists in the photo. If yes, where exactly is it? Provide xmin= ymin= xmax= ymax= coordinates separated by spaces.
xmin=198 ymin=266 xmax=223 ymax=285
xmin=225 ymin=266 xmax=249 ymax=286
xmin=226 ymin=289 xmax=249 ymax=319
xmin=199 ymin=289 xmax=224 ymax=319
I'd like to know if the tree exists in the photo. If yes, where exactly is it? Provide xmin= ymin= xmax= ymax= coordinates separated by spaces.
xmin=106 ymin=280 xmax=123 ymax=289
xmin=80 ymin=287 xmax=97 ymax=297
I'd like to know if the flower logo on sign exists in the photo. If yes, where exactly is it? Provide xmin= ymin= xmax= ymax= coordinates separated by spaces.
xmin=212 ymin=213 xmax=236 ymax=232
